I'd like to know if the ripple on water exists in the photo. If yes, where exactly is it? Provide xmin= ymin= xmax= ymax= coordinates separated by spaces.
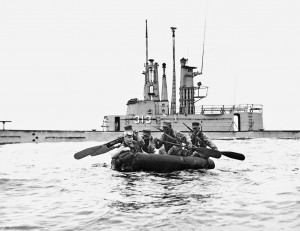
xmin=0 ymin=140 xmax=299 ymax=230
xmin=1 ymin=225 xmax=43 ymax=230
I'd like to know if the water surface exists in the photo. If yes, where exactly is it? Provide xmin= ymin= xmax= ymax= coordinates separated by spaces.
xmin=0 ymin=139 xmax=299 ymax=230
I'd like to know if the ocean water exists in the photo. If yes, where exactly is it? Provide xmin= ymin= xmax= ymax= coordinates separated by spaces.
xmin=0 ymin=138 xmax=299 ymax=231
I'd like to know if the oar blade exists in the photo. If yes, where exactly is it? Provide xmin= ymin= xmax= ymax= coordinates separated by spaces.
xmin=74 ymin=145 xmax=101 ymax=160
xmin=73 ymin=137 xmax=123 ymax=160
xmin=74 ymin=152 xmax=89 ymax=160
xmin=221 ymin=151 xmax=245 ymax=161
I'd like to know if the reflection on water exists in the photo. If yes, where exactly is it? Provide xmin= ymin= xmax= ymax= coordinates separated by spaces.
xmin=0 ymin=139 xmax=299 ymax=230
xmin=108 ymin=172 xmax=213 ymax=214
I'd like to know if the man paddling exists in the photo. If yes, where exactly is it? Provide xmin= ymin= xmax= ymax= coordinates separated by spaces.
xmin=141 ymin=128 xmax=156 ymax=154
xmin=189 ymin=122 xmax=218 ymax=158
xmin=111 ymin=127 xmax=144 ymax=171
xmin=154 ymin=121 xmax=192 ymax=156
xmin=124 ymin=125 xmax=145 ymax=147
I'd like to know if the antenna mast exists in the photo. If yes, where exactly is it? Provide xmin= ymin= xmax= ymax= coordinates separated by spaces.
xmin=200 ymin=8 xmax=207 ymax=74
xmin=170 ymin=27 xmax=177 ymax=115
xmin=146 ymin=20 xmax=148 ymax=64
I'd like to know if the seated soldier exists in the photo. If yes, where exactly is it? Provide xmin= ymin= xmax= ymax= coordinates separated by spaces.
xmin=117 ymin=125 xmax=145 ymax=147
xmin=141 ymin=128 xmax=156 ymax=154
xmin=111 ymin=126 xmax=144 ymax=171
xmin=154 ymin=121 xmax=192 ymax=156
xmin=189 ymin=122 xmax=218 ymax=158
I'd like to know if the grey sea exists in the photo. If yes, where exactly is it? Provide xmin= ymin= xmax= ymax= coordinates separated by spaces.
xmin=0 ymin=138 xmax=299 ymax=231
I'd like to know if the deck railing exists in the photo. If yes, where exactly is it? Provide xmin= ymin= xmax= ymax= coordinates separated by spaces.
xmin=176 ymin=104 xmax=263 ymax=115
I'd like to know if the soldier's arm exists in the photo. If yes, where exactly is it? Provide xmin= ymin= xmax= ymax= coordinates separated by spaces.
xmin=176 ymin=131 xmax=192 ymax=148
xmin=111 ymin=144 xmax=130 ymax=159
xmin=201 ymin=132 xmax=218 ymax=150
xmin=186 ymin=133 xmax=192 ymax=147
xmin=154 ymin=134 xmax=164 ymax=149
xmin=184 ymin=133 xmax=192 ymax=148
xmin=189 ymin=132 xmax=195 ymax=145
xmin=133 ymin=132 xmax=145 ymax=147
xmin=147 ymin=143 xmax=156 ymax=154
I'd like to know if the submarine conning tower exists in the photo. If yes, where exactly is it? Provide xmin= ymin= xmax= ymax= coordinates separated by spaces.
xmin=126 ymin=59 xmax=169 ymax=116
xmin=104 ymin=22 xmax=264 ymax=132
xmin=161 ymin=63 xmax=168 ymax=101
xmin=179 ymin=58 xmax=196 ymax=114
xmin=179 ymin=58 xmax=203 ymax=115
xmin=143 ymin=59 xmax=160 ymax=101
xmin=126 ymin=20 xmax=169 ymax=117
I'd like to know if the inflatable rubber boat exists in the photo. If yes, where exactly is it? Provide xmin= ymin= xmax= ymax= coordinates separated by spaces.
xmin=111 ymin=151 xmax=215 ymax=172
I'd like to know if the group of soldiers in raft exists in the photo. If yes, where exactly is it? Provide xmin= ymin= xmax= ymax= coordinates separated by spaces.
xmin=111 ymin=121 xmax=218 ymax=164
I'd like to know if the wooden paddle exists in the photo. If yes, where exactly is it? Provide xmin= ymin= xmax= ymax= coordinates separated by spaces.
xmin=74 ymin=137 xmax=123 ymax=159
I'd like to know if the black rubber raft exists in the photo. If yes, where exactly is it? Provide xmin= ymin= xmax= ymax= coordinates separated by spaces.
xmin=111 ymin=151 xmax=215 ymax=172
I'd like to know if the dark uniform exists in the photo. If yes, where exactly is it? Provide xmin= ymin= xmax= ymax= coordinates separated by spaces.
xmin=190 ymin=122 xmax=218 ymax=158
xmin=141 ymin=129 xmax=156 ymax=154
xmin=111 ymin=126 xmax=144 ymax=171
xmin=154 ymin=121 xmax=192 ymax=156
xmin=116 ymin=125 xmax=145 ymax=148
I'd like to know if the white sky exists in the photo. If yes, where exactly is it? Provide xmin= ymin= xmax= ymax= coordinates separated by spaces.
xmin=1 ymin=0 xmax=300 ymax=130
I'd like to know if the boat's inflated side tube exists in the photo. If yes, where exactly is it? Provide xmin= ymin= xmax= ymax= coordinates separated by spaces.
xmin=112 ymin=151 xmax=215 ymax=172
